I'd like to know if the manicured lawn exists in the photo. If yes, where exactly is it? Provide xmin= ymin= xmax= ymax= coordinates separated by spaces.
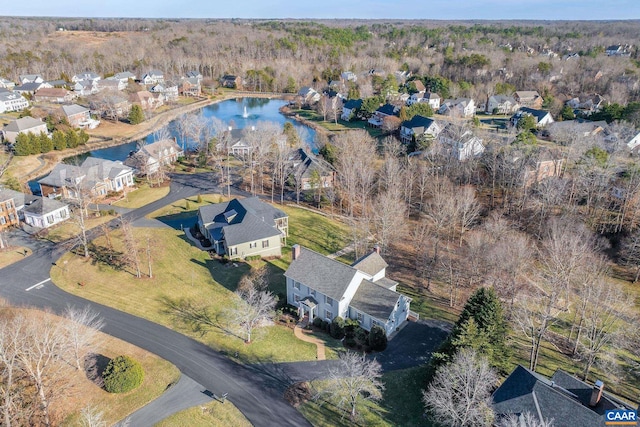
xmin=45 ymin=211 xmax=119 ymax=243
xmin=113 ymin=184 xmax=171 ymax=209
xmin=148 ymin=193 xmax=226 ymax=220
xmin=154 ymin=399 xmax=251 ymax=427
xmin=290 ymin=108 xmax=384 ymax=138
xmin=0 ymin=246 xmax=31 ymax=268
xmin=298 ymin=366 xmax=434 ymax=427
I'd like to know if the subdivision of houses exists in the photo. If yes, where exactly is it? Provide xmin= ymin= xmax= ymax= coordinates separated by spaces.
xmin=97 ymin=79 xmax=126 ymax=92
xmin=38 ymin=157 xmax=134 ymax=200
xmin=72 ymin=80 xmax=99 ymax=96
xmin=150 ymin=82 xmax=179 ymax=102
xmin=62 ymin=104 xmax=100 ymax=129
xmin=141 ymin=70 xmax=165 ymax=85
xmin=125 ymin=138 xmax=184 ymax=175
xmin=290 ymin=148 xmax=336 ymax=190
xmin=33 ymin=87 xmax=75 ymax=103
xmin=0 ymin=91 xmax=30 ymax=113
xmin=90 ymin=95 xmax=131 ymax=120
xmin=514 ymin=90 xmax=543 ymax=109
xmin=340 ymin=71 xmax=357 ymax=82
xmin=438 ymin=98 xmax=476 ymax=118
xmin=368 ymin=103 xmax=398 ymax=128
xmin=565 ymin=94 xmax=605 ymax=114
xmin=111 ymin=71 xmax=137 ymax=84
xmin=493 ymin=365 xmax=636 ymax=427
xmin=0 ymin=78 xmax=15 ymax=90
xmin=511 ymin=107 xmax=555 ymax=128
xmin=486 ymin=94 xmax=519 ymax=114
xmin=197 ymin=197 xmax=289 ymax=259
xmin=185 ymin=70 xmax=203 ymax=81
xmin=399 ymin=115 xmax=442 ymax=144
xmin=2 ymin=117 xmax=48 ymax=144
xmin=285 ymin=245 xmax=413 ymax=337
xmin=340 ymin=99 xmax=362 ymax=121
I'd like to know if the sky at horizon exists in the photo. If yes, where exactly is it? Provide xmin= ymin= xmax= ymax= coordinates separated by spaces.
xmin=2 ymin=0 xmax=640 ymax=21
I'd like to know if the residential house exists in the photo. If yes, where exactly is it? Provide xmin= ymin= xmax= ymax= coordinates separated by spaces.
xmin=565 ymin=94 xmax=605 ymax=114
xmin=125 ymin=138 xmax=184 ymax=175
xmin=523 ymin=158 xmax=565 ymax=187
xmin=439 ymin=127 xmax=485 ymax=161
xmin=285 ymin=245 xmax=412 ymax=337
xmin=90 ymin=95 xmax=131 ymax=121
xmin=341 ymin=71 xmax=357 ymax=82
xmin=514 ymin=91 xmax=543 ymax=109
xmin=626 ymin=131 xmax=640 ymax=151
xmin=290 ymin=148 xmax=336 ymax=190
xmin=0 ymin=189 xmax=20 ymax=230
xmin=111 ymin=71 xmax=136 ymax=84
xmin=19 ymin=74 xmax=44 ymax=84
xmin=38 ymin=158 xmax=134 ymax=200
xmin=179 ymin=77 xmax=202 ymax=97
xmin=606 ymin=45 xmax=631 ymax=56
xmin=141 ymin=70 xmax=165 ymax=86
xmin=493 ymin=365 xmax=636 ymax=427
xmin=341 ymin=99 xmax=362 ymax=121
xmin=197 ymin=197 xmax=288 ymax=259
xmin=97 ymin=79 xmax=126 ymax=92
xmin=217 ymin=128 xmax=252 ymax=156
xmin=297 ymin=87 xmax=321 ymax=105
xmin=14 ymin=82 xmax=52 ymax=96
xmin=220 ymin=75 xmax=243 ymax=89
xmin=0 ymin=78 xmax=16 ymax=90
xmin=486 ymin=94 xmax=519 ymax=114
xmin=407 ymin=92 xmax=440 ymax=109
xmin=62 ymin=104 xmax=99 ymax=129
xmin=399 ymin=115 xmax=442 ymax=144
xmin=185 ymin=70 xmax=203 ymax=81
xmin=72 ymin=72 xmax=101 ymax=83
xmin=150 ymin=82 xmax=178 ymax=102
xmin=33 ymin=87 xmax=75 ymax=103
xmin=368 ymin=103 xmax=398 ymax=128
xmin=2 ymin=117 xmax=48 ymax=144
xmin=0 ymin=91 xmax=29 ymax=114
xmin=72 ymin=80 xmax=99 ymax=96
xmin=438 ymin=98 xmax=476 ymax=118
xmin=408 ymin=79 xmax=426 ymax=94
xmin=510 ymin=107 xmax=555 ymax=128
xmin=23 ymin=196 xmax=70 ymax=229
xmin=544 ymin=120 xmax=607 ymax=142
xmin=47 ymin=79 xmax=71 ymax=89
xmin=130 ymin=90 xmax=163 ymax=111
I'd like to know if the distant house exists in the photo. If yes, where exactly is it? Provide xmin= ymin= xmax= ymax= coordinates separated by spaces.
xmin=150 ymin=82 xmax=178 ymax=102
xmin=111 ymin=71 xmax=137 ymax=84
xmin=130 ymin=90 xmax=162 ymax=111
xmin=2 ymin=117 xmax=48 ymax=144
xmin=438 ymin=98 xmax=476 ymax=118
xmin=62 ymin=104 xmax=99 ymax=129
xmin=0 ymin=91 xmax=29 ymax=114
xmin=141 ymin=70 xmax=165 ymax=85
xmin=565 ymin=94 xmax=605 ymax=114
xmin=407 ymin=92 xmax=440 ymax=109
xmin=23 ymin=196 xmax=70 ymax=229
xmin=0 ymin=189 xmax=20 ymax=230
xmin=341 ymin=99 xmax=362 ymax=121
xmin=72 ymin=72 xmax=100 ymax=83
xmin=486 ymin=94 xmax=519 ymax=114
xmin=33 ymin=87 xmax=75 ymax=103
xmin=514 ymin=91 xmax=543 ymax=109
xmin=511 ymin=107 xmax=555 ymax=128
xmin=523 ymin=158 xmax=565 ymax=187
xmin=400 ymin=115 xmax=442 ymax=144
xmin=439 ymin=128 xmax=485 ymax=161
xmin=297 ymin=87 xmax=321 ymax=104
xmin=72 ymin=80 xmax=99 ymax=96
xmin=19 ymin=74 xmax=44 ymax=84
xmin=290 ymin=148 xmax=336 ymax=190
xmin=409 ymin=79 xmax=426 ymax=94
xmin=90 ymin=95 xmax=130 ymax=121
xmin=493 ymin=365 xmax=636 ymax=427
xmin=545 ymin=120 xmax=607 ymax=141
xmin=341 ymin=71 xmax=357 ymax=82
xmin=220 ymin=75 xmax=243 ymax=89
xmin=185 ymin=70 xmax=203 ymax=81
xmin=14 ymin=82 xmax=52 ymax=96
xmin=606 ymin=45 xmax=631 ymax=56
xmin=0 ymin=78 xmax=16 ymax=90
xmin=125 ymin=138 xmax=184 ymax=175
xmin=98 ymin=79 xmax=126 ymax=92
xmin=368 ymin=103 xmax=398 ymax=128
xmin=197 ymin=197 xmax=288 ymax=259
xmin=179 ymin=77 xmax=202 ymax=97
xmin=285 ymin=245 xmax=412 ymax=337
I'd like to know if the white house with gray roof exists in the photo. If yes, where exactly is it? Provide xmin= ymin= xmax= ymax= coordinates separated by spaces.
xmin=2 ymin=117 xmax=47 ymax=144
xmin=285 ymin=245 xmax=412 ymax=337
xmin=197 ymin=197 xmax=288 ymax=259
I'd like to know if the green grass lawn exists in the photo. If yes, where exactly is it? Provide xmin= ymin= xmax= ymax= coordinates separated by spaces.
xmin=0 ymin=246 xmax=31 ymax=268
xmin=113 ymin=184 xmax=171 ymax=209
xmin=298 ymin=365 xmax=433 ymax=427
xmin=290 ymin=109 xmax=384 ymax=138
xmin=154 ymin=399 xmax=251 ymax=427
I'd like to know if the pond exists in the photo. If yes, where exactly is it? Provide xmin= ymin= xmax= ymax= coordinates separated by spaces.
xmin=75 ymin=97 xmax=317 ymax=162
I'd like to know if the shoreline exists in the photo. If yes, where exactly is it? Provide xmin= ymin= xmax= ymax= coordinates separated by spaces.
xmin=14 ymin=91 xmax=289 ymax=184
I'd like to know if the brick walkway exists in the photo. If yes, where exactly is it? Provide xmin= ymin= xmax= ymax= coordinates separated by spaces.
xmin=293 ymin=324 xmax=326 ymax=361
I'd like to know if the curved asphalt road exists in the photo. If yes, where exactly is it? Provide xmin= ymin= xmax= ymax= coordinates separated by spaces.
xmin=0 ymin=173 xmax=311 ymax=427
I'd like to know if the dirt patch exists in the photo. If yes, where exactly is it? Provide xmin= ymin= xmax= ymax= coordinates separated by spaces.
xmin=284 ymin=382 xmax=312 ymax=408
xmin=47 ymin=30 xmax=133 ymax=47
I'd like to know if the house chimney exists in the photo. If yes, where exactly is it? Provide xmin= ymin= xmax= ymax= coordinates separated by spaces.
xmin=292 ymin=244 xmax=301 ymax=260
xmin=373 ymin=244 xmax=380 ymax=255
xmin=589 ymin=380 xmax=604 ymax=407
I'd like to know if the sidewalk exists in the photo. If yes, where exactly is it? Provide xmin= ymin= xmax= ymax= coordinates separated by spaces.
xmin=293 ymin=324 xmax=326 ymax=360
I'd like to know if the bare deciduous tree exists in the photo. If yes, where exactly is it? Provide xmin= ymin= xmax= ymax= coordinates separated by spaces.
xmin=79 ymin=405 xmax=107 ymax=427
xmin=120 ymin=218 xmax=141 ymax=278
xmin=423 ymin=348 xmax=497 ymax=427
xmin=229 ymin=283 xmax=276 ymax=343
xmin=314 ymin=351 xmax=384 ymax=421
xmin=63 ymin=305 xmax=105 ymax=371
xmin=497 ymin=411 xmax=555 ymax=427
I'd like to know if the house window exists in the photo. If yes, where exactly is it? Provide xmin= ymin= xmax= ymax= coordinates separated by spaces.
xmin=372 ymin=320 xmax=382 ymax=328
xmin=249 ymin=242 xmax=257 ymax=249
xmin=262 ymin=240 xmax=269 ymax=248
xmin=230 ymin=247 xmax=237 ymax=255
xmin=0 ymin=217 xmax=5 ymax=225
xmin=294 ymin=281 xmax=300 ymax=290
xmin=357 ymin=312 xmax=363 ymax=323
xmin=5 ymin=202 xmax=11 ymax=210
xmin=8 ymin=213 xmax=15 ymax=221
xmin=325 ymin=296 xmax=333 ymax=306
xmin=294 ymin=294 xmax=300 ymax=302
xmin=60 ymin=210 xmax=67 ymax=218
xmin=46 ymin=215 xmax=54 ymax=224
xmin=325 ymin=309 xmax=333 ymax=319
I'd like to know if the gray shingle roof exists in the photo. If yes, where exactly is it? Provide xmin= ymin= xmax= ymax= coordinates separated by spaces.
xmin=37 ymin=163 xmax=85 ymax=188
xmin=81 ymin=157 xmax=132 ymax=180
xmin=285 ymin=247 xmax=358 ymax=301
xmin=351 ymin=251 xmax=388 ymax=276
xmin=343 ymin=99 xmax=362 ymax=110
xmin=23 ymin=196 xmax=67 ymax=215
xmin=350 ymin=280 xmax=401 ymax=321
xmin=401 ymin=115 xmax=435 ymax=132
xmin=62 ymin=104 xmax=89 ymax=117
xmin=4 ymin=117 xmax=45 ymax=133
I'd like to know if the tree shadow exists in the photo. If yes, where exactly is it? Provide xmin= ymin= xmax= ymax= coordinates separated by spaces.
xmin=84 ymin=352 xmax=111 ymax=389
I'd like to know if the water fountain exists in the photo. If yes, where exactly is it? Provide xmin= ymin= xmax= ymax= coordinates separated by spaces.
xmin=242 ymin=106 xmax=249 ymax=118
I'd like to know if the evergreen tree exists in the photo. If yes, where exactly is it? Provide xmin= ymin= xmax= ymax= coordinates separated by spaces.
xmin=39 ymin=132 xmax=53 ymax=153
xmin=52 ymin=130 xmax=67 ymax=150
xmin=129 ymin=104 xmax=144 ymax=125
xmin=406 ymin=103 xmax=434 ymax=119
xmin=14 ymin=133 xmax=33 ymax=156
xmin=78 ymin=129 xmax=90 ymax=145
xmin=67 ymin=129 xmax=79 ymax=148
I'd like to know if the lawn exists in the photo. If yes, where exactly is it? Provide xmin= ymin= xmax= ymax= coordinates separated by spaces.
xmin=45 ymin=210 xmax=119 ymax=243
xmin=154 ymin=399 xmax=251 ymax=427
xmin=298 ymin=365 xmax=433 ymax=427
xmin=0 ymin=246 xmax=31 ymax=268
xmin=113 ymin=183 xmax=171 ymax=209
xmin=290 ymin=108 xmax=384 ymax=138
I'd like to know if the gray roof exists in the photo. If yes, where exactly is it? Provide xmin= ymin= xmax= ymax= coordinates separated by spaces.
xmin=199 ymin=197 xmax=286 ymax=247
xmin=493 ymin=365 xmax=633 ymax=427
xmin=285 ymin=247 xmax=359 ymax=301
xmin=14 ymin=82 xmax=42 ymax=92
xmin=62 ymin=104 xmax=89 ymax=117
xmin=351 ymin=251 xmax=388 ymax=276
xmin=4 ymin=117 xmax=45 ymax=133
xmin=350 ymin=279 xmax=401 ymax=321
xmin=401 ymin=115 xmax=436 ymax=133
xmin=293 ymin=149 xmax=334 ymax=180
xmin=343 ymin=99 xmax=362 ymax=110
xmin=514 ymin=107 xmax=551 ymax=123
xmin=113 ymin=71 xmax=136 ymax=80
xmin=23 ymin=196 xmax=67 ymax=215
xmin=81 ymin=157 xmax=132 ymax=180
xmin=0 ymin=91 xmax=26 ymax=103
xmin=376 ymin=103 xmax=397 ymax=116
xmin=74 ymin=72 xmax=100 ymax=80
xmin=37 ymin=163 xmax=85 ymax=188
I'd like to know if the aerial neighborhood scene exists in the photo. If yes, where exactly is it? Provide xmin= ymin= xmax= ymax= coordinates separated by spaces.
xmin=1 ymin=1 xmax=640 ymax=426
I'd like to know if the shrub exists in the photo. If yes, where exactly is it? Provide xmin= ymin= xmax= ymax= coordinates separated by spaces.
xmin=102 ymin=355 xmax=144 ymax=393
xmin=344 ymin=336 xmax=356 ymax=348
xmin=355 ymin=326 xmax=368 ymax=343
xmin=368 ymin=325 xmax=388 ymax=351
xmin=344 ymin=318 xmax=359 ymax=338
xmin=321 ymin=320 xmax=330 ymax=332
xmin=245 ymin=255 xmax=262 ymax=261
xmin=312 ymin=317 xmax=323 ymax=328
xmin=330 ymin=316 xmax=345 ymax=339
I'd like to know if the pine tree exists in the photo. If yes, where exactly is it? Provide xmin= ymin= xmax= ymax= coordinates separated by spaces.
xmin=39 ymin=132 xmax=53 ymax=153
xmin=128 ymin=104 xmax=144 ymax=125
xmin=52 ymin=130 xmax=67 ymax=151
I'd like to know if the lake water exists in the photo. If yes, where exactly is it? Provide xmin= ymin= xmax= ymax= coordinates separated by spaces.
xmin=78 ymin=97 xmax=316 ymax=162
